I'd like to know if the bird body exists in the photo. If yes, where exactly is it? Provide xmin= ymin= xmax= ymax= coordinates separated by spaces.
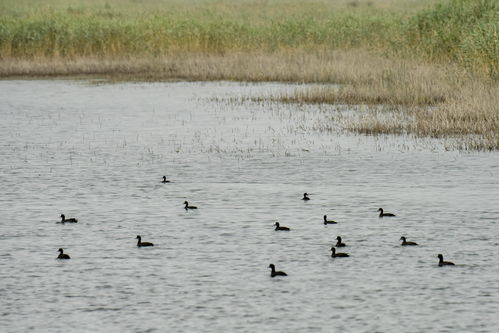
xmin=331 ymin=247 xmax=349 ymax=257
xmin=57 ymin=248 xmax=70 ymax=259
xmin=60 ymin=214 xmax=78 ymax=223
xmin=378 ymin=208 xmax=396 ymax=217
xmin=323 ymin=215 xmax=338 ymax=225
xmin=335 ymin=236 xmax=346 ymax=247
xmin=437 ymin=254 xmax=455 ymax=266
xmin=274 ymin=222 xmax=290 ymax=231
xmin=184 ymin=201 xmax=198 ymax=210
xmin=302 ymin=193 xmax=310 ymax=201
xmin=268 ymin=264 xmax=287 ymax=277
xmin=136 ymin=235 xmax=154 ymax=247
xmin=400 ymin=236 xmax=418 ymax=246
xmin=162 ymin=176 xmax=170 ymax=183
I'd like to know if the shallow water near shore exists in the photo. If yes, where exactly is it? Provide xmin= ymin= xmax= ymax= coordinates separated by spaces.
xmin=1 ymin=80 xmax=498 ymax=332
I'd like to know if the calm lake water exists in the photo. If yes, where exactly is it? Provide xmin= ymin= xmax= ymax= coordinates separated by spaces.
xmin=1 ymin=80 xmax=498 ymax=332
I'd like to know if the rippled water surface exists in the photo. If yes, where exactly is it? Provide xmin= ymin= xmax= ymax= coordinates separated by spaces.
xmin=1 ymin=80 xmax=498 ymax=332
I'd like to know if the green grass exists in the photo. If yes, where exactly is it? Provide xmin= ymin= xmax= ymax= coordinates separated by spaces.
xmin=405 ymin=0 xmax=499 ymax=77
xmin=1 ymin=0 xmax=496 ymax=78
xmin=0 ymin=7 xmax=402 ymax=55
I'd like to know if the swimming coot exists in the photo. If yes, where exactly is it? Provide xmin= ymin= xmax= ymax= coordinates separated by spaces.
xmin=302 ymin=193 xmax=310 ymax=201
xmin=274 ymin=222 xmax=290 ymax=231
xmin=437 ymin=254 xmax=455 ymax=266
xmin=184 ymin=201 xmax=198 ymax=210
xmin=335 ymin=236 xmax=346 ymax=247
xmin=331 ymin=247 xmax=349 ymax=258
xmin=323 ymin=215 xmax=338 ymax=225
xmin=60 ymin=214 xmax=78 ymax=223
xmin=57 ymin=248 xmax=70 ymax=259
xmin=378 ymin=208 xmax=396 ymax=217
xmin=162 ymin=176 xmax=170 ymax=183
xmin=136 ymin=235 xmax=154 ymax=247
xmin=268 ymin=264 xmax=287 ymax=277
xmin=400 ymin=236 xmax=418 ymax=246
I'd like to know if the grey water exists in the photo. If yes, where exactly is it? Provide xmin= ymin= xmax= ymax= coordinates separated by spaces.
xmin=1 ymin=80 xmax=498 ymax=333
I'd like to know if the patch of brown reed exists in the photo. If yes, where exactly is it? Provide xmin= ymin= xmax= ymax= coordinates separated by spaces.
xmin=1 ymin=48 xmax=497 ymax=150
xmin=267 ymin=50 xmax=498 ymax=150
xmin=412 ymin=83 xmax=499 ymax=150
xmin=276 ymin=53 xmax=453 ymax=107
xmin=0 ymin=49 xmax=372 ymax=82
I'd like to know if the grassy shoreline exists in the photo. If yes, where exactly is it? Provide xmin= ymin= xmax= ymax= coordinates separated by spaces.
xmin=1 ymin=0 xmax=498 ymax=150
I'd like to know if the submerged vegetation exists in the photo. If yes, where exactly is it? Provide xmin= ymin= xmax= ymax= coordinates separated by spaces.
xmin=0 ymin=0 xmax=498 ymax=150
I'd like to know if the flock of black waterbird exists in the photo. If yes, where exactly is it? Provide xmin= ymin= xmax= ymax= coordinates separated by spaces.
xmin=266 ymin=193 xmax=456 ymax=276
xmin=56 ymin=178 xmax=456 ymax=272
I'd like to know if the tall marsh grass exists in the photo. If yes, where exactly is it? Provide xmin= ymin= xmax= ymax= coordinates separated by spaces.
xmin=1 ymin=0 xmax=496 ymax=76
xmin=0 ymin=8 xmax=400 ymax=56
xmin=279 ymin=68 xmax=499 ymax=150
xmin=406 ymin=0 xmax=499 ymax=78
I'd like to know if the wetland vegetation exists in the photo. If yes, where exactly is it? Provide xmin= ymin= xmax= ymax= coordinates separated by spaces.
xmin=0 ymin=0 xmax=497 ymax=150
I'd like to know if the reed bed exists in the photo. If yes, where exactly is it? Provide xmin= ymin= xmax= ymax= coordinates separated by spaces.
xmin=0 ymin=0 xmax=498 ymax=150
xmin=274 ymin=52 xmax=499 ymax=150
xmin=1 ymin=0 xmax=496 ymax=76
